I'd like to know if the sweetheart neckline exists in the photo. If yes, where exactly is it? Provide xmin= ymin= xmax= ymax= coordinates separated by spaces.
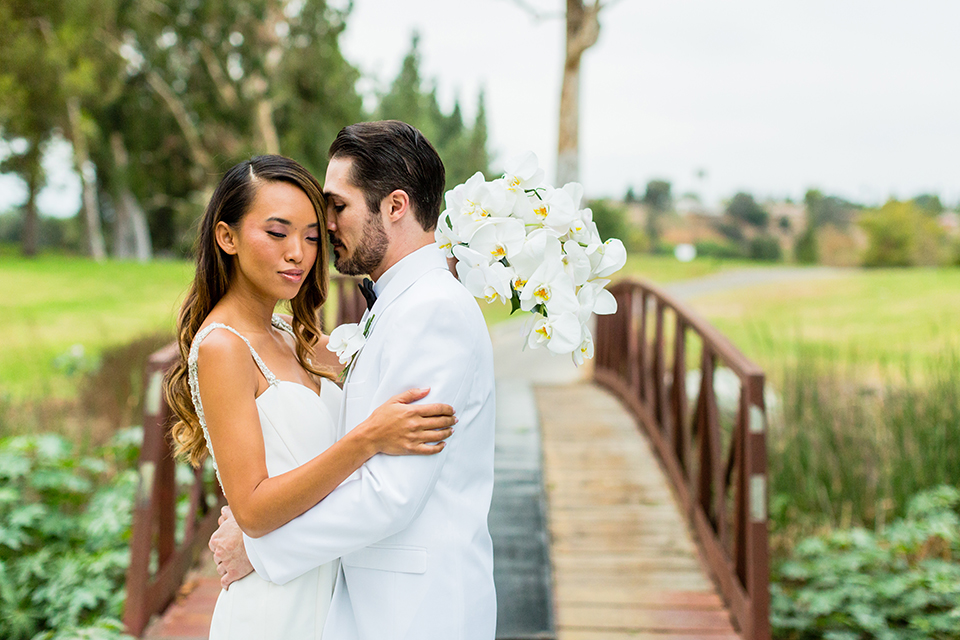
xmin=256 ymin=378 xmax=331 ymax=403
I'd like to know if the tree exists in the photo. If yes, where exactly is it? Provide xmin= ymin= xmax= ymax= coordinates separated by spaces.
xmin=378 ymin=34 xmax=491 ymax=190
xmin=913 ymin=194 xmax=944 ymax=216
xmin=112 ymin=0 xmax=363 ymax=253
xmin=804 ymin=188 xmax=857 ymax=229
xmin=726 ymin=192 xmax=769 ymax=228
xmin=642 ymin=179 xmax=672 ymax=212
xmin=860 ymin=200 xmax=948 ymax=267
xmin=0 ymin=0 xmax=99 ymax=257
xmin=510 ymin=0 xmax=617 ymax=185
xmin=641 ymin=179 xmax=671 ymax=246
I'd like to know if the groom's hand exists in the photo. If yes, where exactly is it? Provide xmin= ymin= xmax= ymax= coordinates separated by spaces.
xmin=209 ymin=506 xmax=254 ymax=590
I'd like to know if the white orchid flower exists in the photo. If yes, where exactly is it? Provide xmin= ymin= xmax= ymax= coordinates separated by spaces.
xmin=572 ymin=325 xmax=595 ymax=366
xmin=567 ymin=208 xmax=602 ymax=245
xmin=511 ymin=186 xmax=578 ymax=232
xmin=588 ymin=238 xmax=628 ymax=278
xmin=510 ymin=228 xmax=562 ymax=282
xmin=561 ymin=239 xmax=592 ymax=287
xmin=560 ymin=182 xmax=584 ymax=211
xmin=327 ymin=322 xmax=366 ymax=365
xmin=527 ymin=312 xmax=582 ymax=354
xmin=469 ymin=218 xmax=526 ymax=263
xmin=453 ymin=245 xmax=514 ymax=304
xmin=519 ymin=258 xmax=579 ymax=316
xmin=445 ymin=172 xmax=511 ymax=243
xmin=576 ymin=278 xmax=617 ymax=324
xmin=435 ymin=211 xmax=461 ymax=258
xmin=503 ymin=151 xmax=544 ymax=197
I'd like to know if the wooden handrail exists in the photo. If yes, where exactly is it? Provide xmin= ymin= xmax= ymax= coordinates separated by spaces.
xmin=123 ymin=275 xmax=365 ymax=636
xmin=594 ymin=278 xmax=770 ymax=640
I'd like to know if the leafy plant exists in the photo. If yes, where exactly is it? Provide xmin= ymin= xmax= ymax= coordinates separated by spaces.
xmin=0 ymin=430 xmax=140 ymax=640
xmin=772 ymin=485 xmax=960 ymax=639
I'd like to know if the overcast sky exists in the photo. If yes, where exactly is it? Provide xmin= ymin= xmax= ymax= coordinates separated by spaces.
xmin=3 ymin=0 xmax=958 ymax=217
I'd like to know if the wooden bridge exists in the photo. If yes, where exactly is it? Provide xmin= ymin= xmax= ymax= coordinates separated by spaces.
xmin=123 ymin=276 xmax=769 ymax=640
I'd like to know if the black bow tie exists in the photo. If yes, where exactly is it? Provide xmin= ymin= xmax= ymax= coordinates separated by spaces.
xmin=358 ymin=277 xmax=377 ymax=311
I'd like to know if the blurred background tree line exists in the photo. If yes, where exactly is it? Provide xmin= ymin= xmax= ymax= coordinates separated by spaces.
xmin=0 ymin=0 xmax=490 ymax=259
xmin=590 ymin=179 xmax=960 ymax=269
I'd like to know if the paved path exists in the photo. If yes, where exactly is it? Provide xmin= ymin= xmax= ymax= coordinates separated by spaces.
xmin=664 ymin=266 xmax=843 ymax=302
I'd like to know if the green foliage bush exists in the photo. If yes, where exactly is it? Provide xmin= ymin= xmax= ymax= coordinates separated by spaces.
xmin=694 ymin=239 xmax=746 ymax=259
xmin=587 ymin=199 xmax=631 ymax=245
xmin=772 ymin=485 xmax=960 ymax=639
xmin=860 ymin=200 xmax=950 ymax=267
xmin=0 ymin=431 xmax=141 ymax=640
xmin=748 ymin=234 xmax=783 ymax=261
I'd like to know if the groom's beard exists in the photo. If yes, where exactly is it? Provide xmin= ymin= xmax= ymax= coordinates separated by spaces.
xmin=331 ymin=211 xmax=388 ymax=276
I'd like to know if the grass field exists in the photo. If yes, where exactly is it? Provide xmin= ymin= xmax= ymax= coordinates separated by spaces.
xmin=0 ymin=255 xmax=194 ymax=401
xmin=0 ymin=252 xmax=743 ymax=402
xmin=688 ymin=267 xmax=960 ymax=377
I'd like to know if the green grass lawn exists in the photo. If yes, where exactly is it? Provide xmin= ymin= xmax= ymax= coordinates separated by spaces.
xmin=688 ymin=267 xmax=960 ymax=376
xmin=0 ymin=251 xmax=745 ymax=402
xmin=0 ymin=255 xmax=194 ymax=401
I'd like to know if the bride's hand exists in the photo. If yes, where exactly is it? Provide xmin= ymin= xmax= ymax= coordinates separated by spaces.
xmin=358 ymin=388 xmax=456 ymax=456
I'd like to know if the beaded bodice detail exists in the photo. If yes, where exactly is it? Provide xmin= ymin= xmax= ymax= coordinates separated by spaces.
xmin=187 ymin=314 xmax=297 ymax=485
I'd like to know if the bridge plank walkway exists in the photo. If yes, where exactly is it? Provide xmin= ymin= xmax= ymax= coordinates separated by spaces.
xmin=537 ymin=383 xmax=739 ymax=640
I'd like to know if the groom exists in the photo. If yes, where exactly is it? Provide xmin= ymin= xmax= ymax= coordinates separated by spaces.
xmin=209 ymin=120 xmax=497 ymax=639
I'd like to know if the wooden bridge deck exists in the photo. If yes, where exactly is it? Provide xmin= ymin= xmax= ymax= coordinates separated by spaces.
xmin=142 ymin=379 xmax=740 ymax=640
xmin=537 ymin=383 xmax=739 ymax=640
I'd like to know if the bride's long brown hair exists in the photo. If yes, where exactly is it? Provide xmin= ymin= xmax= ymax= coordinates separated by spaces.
xmin=164 ymin=155 xmax=334 ymax=467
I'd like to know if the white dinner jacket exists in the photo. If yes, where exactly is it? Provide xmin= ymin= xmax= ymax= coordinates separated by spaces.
xmin=244 ymin=244 xmax=497 ymax=640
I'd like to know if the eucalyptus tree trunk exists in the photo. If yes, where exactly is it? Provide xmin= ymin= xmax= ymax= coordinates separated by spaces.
xmin=248 ymin=2 xmax=284 ymax=155
xmin=110 ymin=132 xmax=152 ymax=261
xmin=67 ymin=97 xmax=106 ymax=261
xmin=22 ymin=164 xmax=40 ymax=257
xmin=557 ymin=0 xmax=601 ymax=186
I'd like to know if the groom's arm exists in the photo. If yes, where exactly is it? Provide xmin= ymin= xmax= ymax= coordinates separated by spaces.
xmin=243 ymin=290 xmax=478 ymax=585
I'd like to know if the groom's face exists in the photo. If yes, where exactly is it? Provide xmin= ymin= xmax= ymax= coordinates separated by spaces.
xmin=323 ymin=157 xmax=388 ymax=277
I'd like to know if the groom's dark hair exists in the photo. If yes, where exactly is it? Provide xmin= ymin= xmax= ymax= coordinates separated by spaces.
xmin=328 ymin=120 xmax=445 ymax=231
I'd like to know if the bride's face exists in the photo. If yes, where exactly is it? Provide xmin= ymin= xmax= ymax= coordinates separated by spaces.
xmin=218 ymin=180 xmax=321 ymax=301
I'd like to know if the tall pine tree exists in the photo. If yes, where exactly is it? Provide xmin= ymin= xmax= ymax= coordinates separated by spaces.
xmin=378 ymin=33 xmax=491 ymax=191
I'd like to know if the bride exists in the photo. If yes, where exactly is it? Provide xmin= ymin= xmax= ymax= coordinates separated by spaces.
xmin=163 ymin=155 xmax=455 ymax=639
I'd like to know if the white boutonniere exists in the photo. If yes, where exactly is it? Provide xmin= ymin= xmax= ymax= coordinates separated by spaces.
xmin=327 ymin=314 xmax=375 ymax=381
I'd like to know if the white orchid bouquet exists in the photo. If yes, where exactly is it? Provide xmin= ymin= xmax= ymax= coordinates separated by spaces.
xmin=436 ymin=152 xmax=627 ymax=365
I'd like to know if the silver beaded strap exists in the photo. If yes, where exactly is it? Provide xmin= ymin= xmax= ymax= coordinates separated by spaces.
xmin=187 ymin=323 xmax=280 ymax=486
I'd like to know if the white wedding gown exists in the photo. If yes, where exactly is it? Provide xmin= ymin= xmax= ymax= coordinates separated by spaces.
xmin=188 ymin=315 xmax=341 ymax=640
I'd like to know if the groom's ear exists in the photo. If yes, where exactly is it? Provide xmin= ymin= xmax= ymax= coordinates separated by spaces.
xmin=382 ymin=189 xmax=411 ymax=223
xmin=215 ymin=221 xmax=239 ymax=255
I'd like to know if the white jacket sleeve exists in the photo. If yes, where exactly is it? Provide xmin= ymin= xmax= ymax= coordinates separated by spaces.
xmin=244 ymin=293 xmax=477 ymax=585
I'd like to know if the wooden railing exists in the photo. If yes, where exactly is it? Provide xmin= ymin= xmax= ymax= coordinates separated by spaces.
xmin=123 ymin=275 xmax=365 ymax=636
xmin=594 ymin=279 xmax=770 ymax=640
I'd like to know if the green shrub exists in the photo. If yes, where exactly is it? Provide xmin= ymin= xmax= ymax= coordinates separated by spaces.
xmin=0 ymin=431 xmax=140 ymax=640
xmin=587 ymin=198 xmax=630 ymax=244
xmin=860 ymin=200 xmax=950 ymax=267
xmin=772 ymin=485 xmax=960 ymax=639
xmin=695 ymin=239 xmax=746 ymax=259
xmin=748 ymin=234 xmax=783 ymax=261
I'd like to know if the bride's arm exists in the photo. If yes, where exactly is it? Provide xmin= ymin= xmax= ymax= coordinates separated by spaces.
xmin=197 ymin=333 xmax=455 ymax=539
